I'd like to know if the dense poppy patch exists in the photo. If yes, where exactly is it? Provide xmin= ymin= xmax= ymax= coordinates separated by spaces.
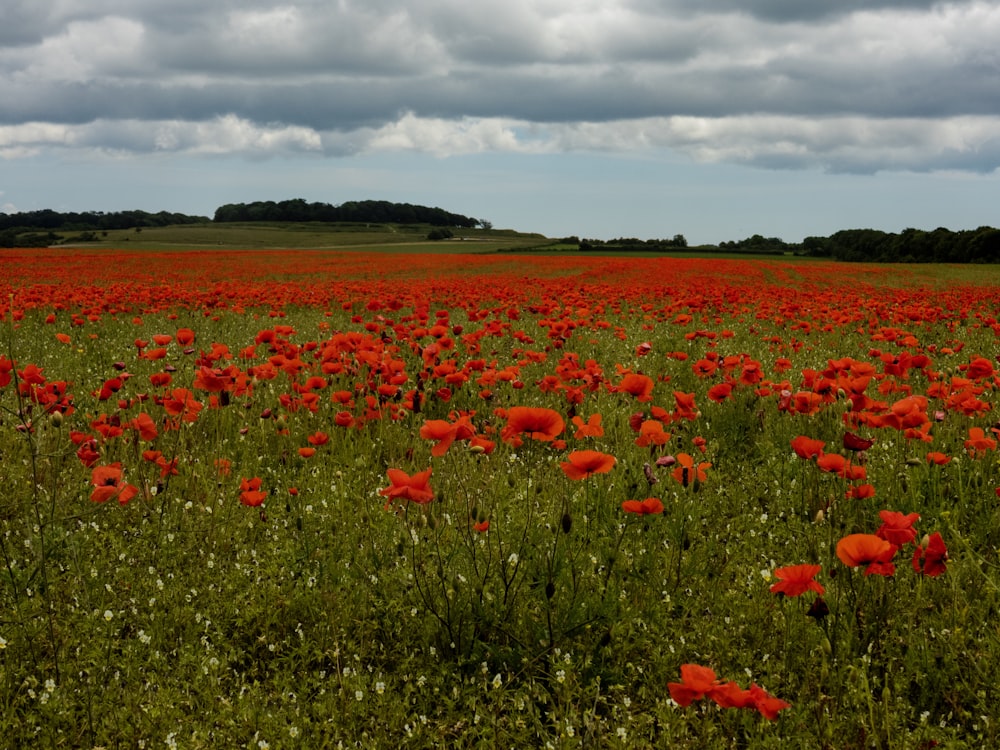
xmin=2 ymin=248 xmax=997 ymax=746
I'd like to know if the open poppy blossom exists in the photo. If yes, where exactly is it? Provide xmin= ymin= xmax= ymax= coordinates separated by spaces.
xmin=615 ymin=373 xmax=654 ymax=402
xmin=380 ymin=468 xmax=434 ymax=506
xmin=769 ymin=564 xmax=824 ymax=597
xmin=668 ymin=665 xmax=790 ymax=721
xmin=912 ymin=532 xmax=948 ymax=576
xmin=876 ymin=510 xmax=920 ymax=546
xmin=836 ymin=533 xmax=897 ymax=576
xmin=90 ymin=463 xmax=139 ymax=505
xmin=668 ymin=664 xmax=722 ymax=707
xmin=791 ymin=436 xmax=825 ymax=460
xmin=560 ymin=450 xmax=616 ymax=480
xmin=671 ymin=453 xmax=710 ymax=487
xmin=571 ymin=413 xmax=604 ymax=439
xmin=501 ymin=406 xmax=565 ymax=444
xmin=621 ymin=497 xmax=664 ymax=515
xmin=239 ymin=477 xmax=267 ymax=507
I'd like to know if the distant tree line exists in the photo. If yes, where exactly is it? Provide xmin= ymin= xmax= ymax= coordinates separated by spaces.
xmin=715 ymin=226 xmax=1000 ymax=263
xmin=577 ymin=235 xmax=689 ymax=252
xmin=212 ymin=199 xmax=480 ymax=228
xmin=0 ymin=209 xmax=208 ymax=247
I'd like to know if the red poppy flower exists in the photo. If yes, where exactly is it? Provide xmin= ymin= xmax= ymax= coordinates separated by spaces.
xmin=239 ymin=477 xmax=267 ymax=507
xmin=791 ymin=436 xmax=825 ymax=460
xmin=90 ymin=463 xmax=139 ymax=505
xmin=571 ymin=413 xmax=604 ymax=439
xmin=616 ymin=373 xmax=654 ymax=402
xmin=129 ymin=412 xmax=159 ymax=442
xmin=380 ymin=468 xmax=434 ymax=506
xmin=707 ymin=382 xmax=733 ymax=403
xmin=501 ymin=406 xmax=565 ymax=444
xmin=468 ymin=435 xmax=496 ymax=454
xmin=560 ymin=450 xmax=616 ymax=480
xmin=876 ymin=510 xmax=920 ymax=546
xmin=769 ymin=564 xmax=824 ymax=597
xmin=668 ymin=664 xmax=721 ymax=707
xmin=912 ymin=532 xmax=948 ymax=576
xmin=815 ymin=452 xmax=847 ymax=474
xmin=836 ymin=533 xmax=897 ymax=576
xmin=748 ymin=684 xmax=791 ymax=721
xmin=965 ymin=427 xmax=997 ymax=457
xmin=926 ymin=451 xmax=950 ymax=465
xmin=843 ymin=432 xmax=874 ymax=452
xmin=635 ymin=419 xmax=671 ymax=447
xmin=671 ymin=453 xmax=710 ymax=487
xmin=420 ymin=419 xmax=457 ymax=456
xmin=621 ymin=497 xmax=664 ymax=515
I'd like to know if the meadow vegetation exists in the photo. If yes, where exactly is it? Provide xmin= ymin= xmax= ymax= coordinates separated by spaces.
xmin=2 ymin=249 xmax=1000 ymax=748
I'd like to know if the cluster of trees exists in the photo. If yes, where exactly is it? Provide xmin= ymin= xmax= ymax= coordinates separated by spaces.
xmin=212 ymin=199 xmax=481 ymax=228
xmin=801 ymin=226 xmax=1000 ymax=263
xmin=0 ymin=209 xmax=207 ymax=246
xmin=717 ymin=226 xmax=1000 ymax=263
xmin=576 ymin=235 xmax=689 ymax=252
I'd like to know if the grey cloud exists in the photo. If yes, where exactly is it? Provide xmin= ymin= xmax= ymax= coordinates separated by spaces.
xmin=1 ymin=0 xmax=999 ymax=175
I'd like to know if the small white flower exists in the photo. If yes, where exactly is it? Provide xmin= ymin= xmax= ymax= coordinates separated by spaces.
xmin=491 ymin=673 xmax=502 ymax=689
xmin=103 ymin=610 xmax=114 ymax=622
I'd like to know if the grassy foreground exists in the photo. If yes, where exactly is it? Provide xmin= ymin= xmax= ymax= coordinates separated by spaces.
xmin=2 ymin=250 xmax=1000 ymax=748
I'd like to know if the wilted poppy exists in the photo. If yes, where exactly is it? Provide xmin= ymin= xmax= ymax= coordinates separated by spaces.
xmin=843 ymin=431 xmax=874 ymax=452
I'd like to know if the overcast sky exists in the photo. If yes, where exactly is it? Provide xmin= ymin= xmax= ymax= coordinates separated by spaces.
xmin=1 ymin=0 xmax=998 ymax=244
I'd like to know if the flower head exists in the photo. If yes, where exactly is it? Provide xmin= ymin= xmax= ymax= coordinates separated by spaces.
xmin=769 ymin=564 xmax=824 ymax=597
xmin=380 ymin=468 xmax=434 ymax=507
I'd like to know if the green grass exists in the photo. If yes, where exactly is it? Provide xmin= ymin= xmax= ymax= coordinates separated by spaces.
xmin=56 ymin=222 xmax=550 ymax=252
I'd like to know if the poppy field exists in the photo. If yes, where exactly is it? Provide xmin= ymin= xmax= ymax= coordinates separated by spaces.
xmin=3 ymin=248 xmax=1000 ymax=748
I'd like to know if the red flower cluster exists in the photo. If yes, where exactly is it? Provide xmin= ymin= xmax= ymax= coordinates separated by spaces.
xmin=668 ymin=664 xmax=790 ymax=721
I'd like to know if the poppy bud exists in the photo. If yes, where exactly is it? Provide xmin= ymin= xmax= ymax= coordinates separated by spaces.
xmin=561 ymin=512 xmax=573 ymax=534
xmin=49 ymin=411 xmax=63 ymax=428
xmin=656 ymin=455 xmax=676 ymax=468
xmin=807 ymin=597 xmax=829 ymax=622
xmin=545 ymin=581 xmax=555 ymax=600
xmin=814 ymin=508 xmax=825 ymax=524
xmin=643 ymin=463 xmax=657 ymax=486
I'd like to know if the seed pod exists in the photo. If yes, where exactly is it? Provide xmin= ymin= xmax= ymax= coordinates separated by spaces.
xmin=561 ymin=512 xmax=572 ymax=534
